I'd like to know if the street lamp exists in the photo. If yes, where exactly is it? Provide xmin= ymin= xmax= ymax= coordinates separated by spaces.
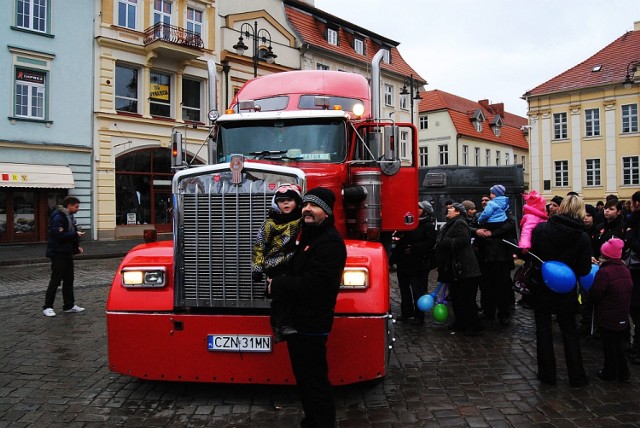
xmin=624 ymin=60 xmax=640 ymax=89
xmin=233 ymin=21 xmax=277 ymax=78
xmin=400 ymin=74 xmax=424 ymax=124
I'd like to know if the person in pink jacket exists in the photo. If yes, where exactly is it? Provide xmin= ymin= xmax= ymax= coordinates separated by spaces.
xmin=519 ymin=190 xmax=548 ymax=251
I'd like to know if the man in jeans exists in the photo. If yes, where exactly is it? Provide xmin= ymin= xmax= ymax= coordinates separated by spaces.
xmin=42 ymin=196 xmax=85 ymax=317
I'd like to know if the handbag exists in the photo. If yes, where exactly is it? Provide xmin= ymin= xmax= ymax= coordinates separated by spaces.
xmin=448 ymin=257 xmax=463 ymax=281
xmin=623 ymin=247 xmax=640 ymax=270
xmin=512 ymin=256 xmax=541 ymax=294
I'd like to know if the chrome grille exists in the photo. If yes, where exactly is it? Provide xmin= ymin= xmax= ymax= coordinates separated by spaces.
xmin=174 ymin=166 xmax=304 ymax=309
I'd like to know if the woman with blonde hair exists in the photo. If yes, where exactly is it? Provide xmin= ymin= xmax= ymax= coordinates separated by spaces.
xmin=529 ymin=195 xmax=593 ymax=387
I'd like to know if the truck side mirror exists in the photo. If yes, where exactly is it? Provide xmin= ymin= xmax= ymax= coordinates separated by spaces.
xmin=381 ymin=125 xmax=400 ymax=176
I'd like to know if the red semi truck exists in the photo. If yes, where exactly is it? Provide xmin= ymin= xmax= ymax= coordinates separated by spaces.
xmin=107 ymin=53 xmax=420 ymax=385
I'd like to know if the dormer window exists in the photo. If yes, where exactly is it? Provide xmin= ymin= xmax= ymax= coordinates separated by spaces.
xmin=354 ymin=38 xmax=364 ymax=55
xmin=470 ymin=109 xmax=485 ymax=132
xmin=327 ymin=28 xmax=338 ymax=46
xmin=490 ymin=114 xmax=503 ymax=136
xmin=382 ymin=48 xmax=390 ymax=64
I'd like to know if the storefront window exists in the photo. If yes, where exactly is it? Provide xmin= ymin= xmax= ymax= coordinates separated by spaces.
xmin=0 ymin=192 xmax=6 ymax=235
xmin=13 ymin=191 xmax=35 ymax=234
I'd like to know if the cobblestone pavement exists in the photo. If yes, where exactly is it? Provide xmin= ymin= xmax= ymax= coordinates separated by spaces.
xmin=1 ymin=259 xmax=640 ymax=427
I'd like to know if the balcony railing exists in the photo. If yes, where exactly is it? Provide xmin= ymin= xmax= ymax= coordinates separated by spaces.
xmin=143 ymin=22 xmax=204 ymax=49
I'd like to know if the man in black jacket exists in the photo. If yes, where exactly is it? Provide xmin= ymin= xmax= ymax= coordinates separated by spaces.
xmin=269 ymin=187 xmax=347 ymax=428
xmin=42 ymin=196 xmax=85 ymax=317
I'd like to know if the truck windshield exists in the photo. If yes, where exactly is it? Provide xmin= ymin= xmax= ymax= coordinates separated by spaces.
xmin=217 ymin=119 xmax=347 ymax=163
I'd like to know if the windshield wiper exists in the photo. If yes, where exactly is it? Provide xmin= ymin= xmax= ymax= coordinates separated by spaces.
xmin=248 ymin=150 xmax=287 ymax=160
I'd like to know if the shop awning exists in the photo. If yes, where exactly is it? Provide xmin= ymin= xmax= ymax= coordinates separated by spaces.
xmin=0 ymin=163 xmax=75 ymax=189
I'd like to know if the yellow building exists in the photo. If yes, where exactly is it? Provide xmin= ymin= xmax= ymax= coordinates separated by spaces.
xmin=524 ymin=21 xmax=640 ymax=205
xmin=95 ymin=0 xmax=218 ymax=239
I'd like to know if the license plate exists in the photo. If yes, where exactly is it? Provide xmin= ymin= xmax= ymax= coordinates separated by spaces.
xmin=207 ymin=335 xmax=272 ymax=352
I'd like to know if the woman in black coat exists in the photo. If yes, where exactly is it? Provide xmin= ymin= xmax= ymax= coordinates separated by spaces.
xmin=529 ymin=195 xmax=592 ymax=387
xmin=436 ymin=203 xmax=482 ymax=336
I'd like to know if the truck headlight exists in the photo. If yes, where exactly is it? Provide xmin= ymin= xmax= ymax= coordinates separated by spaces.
xmin=340 ymin=268 xmax=368 ymax=289
xmin=121 ymin=267 xmax=166 ymax=288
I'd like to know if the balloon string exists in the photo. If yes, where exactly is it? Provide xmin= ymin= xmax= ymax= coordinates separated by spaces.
xmin=438 ymin=284 xmax=448 ymax=304
xmin=501 ymin=239 xmax=545 ymax=264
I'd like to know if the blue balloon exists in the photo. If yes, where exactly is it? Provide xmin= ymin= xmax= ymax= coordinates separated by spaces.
xmin=579 ymin=264 xmax=600 ymax=292
xmin=417 ymin=294 xmax=435 ymax=312
xmin=542 ymin=260 xmax=577 ymax=293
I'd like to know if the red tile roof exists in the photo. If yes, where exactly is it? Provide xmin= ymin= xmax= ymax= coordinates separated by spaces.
xmin=284 ymin=1 xmax=426 ymax=84
xmin=526 ymin=28 xmax=640 ymax=96
xmin=419 ymin=89 xmax=528 ymax=150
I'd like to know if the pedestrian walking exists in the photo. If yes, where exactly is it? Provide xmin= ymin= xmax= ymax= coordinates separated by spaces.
xmin=530 ymin=195 xmax=592 ymax=387
xmin=268 ymin=187 xmax=347 ymax=427
xmin=42 ymin=196 xmax=85 ymax=317
xmin=624 ymin=191 xmax=640 ymax=364
xmin=590 ymin=238 xmax=633 ymax=383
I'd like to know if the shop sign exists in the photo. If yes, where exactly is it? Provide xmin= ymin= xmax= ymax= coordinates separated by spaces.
xmin=127 ymin=213 xmax=137 ymax=225
xmin=16 ymin=69 xmax=45 ymax=84
xmin=1 ymin=173 xmax=28 ymax=182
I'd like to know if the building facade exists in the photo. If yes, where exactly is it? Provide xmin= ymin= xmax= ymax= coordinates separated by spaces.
xmin=94 ymin=0 xmax=218 ymax=239
xmin=524 ymin=21 xmax=640 ymax=204
xmin=0 ymin=0 xmax=95 ymax=243
xmin=417 ymin=90 xmax=529 ymax=184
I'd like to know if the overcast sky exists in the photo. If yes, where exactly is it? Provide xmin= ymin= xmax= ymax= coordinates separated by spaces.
xmin=315 ymin=0 xmax=638 ymax=118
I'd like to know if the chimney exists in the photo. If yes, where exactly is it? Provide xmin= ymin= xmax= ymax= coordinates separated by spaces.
xmin=490 ymin=102 xmax=505 ymax=117
xmin=478 ymin=99 xmax=490 ymax=110
xmin=635 ymin=21 xmax=640 ymax=31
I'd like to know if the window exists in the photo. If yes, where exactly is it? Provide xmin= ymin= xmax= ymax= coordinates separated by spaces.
xmin=514 ymin=153 xmax=518 ymax=165
xmin=462 ymin=145 xmax=469 ymax=166
xmin=473 ymin=119 xmax=482 ymax=132
xmin=623 ymin=156 xmax=639 ymax=185
xmin=115 ymin=64 xmax=138 ymax=113
xmin=505 ymin=152 xmax=510 ymax=165
xmin=14 ymin=68 xmax=46 ymax=119
xmin=354 ymin=38 xmax=364 ymax=55
xmin=622 ymin=104 xmax=639 ymax=133
xmin=493 ymin=126 xmax=501 ymax=137
xmin=400 ymin=131 xmax=409 ymax=160
xmin=182 ymin=78 xmax=201 ymax=122
xmin=382 ymin=49 xmax=390 ymax=64
xmin=585 ymin=108 xmax=600 ymax=137
xmin=419 ymin=116 xmax=428 ymax=130
xmin=553 ymin=112 xmax=568 ymax=139
xmin=419 ymin=146 xmax=428 ymax=167
xmin=496 ymin=151 xmax=501 ymax=166
xmin=117 ymin=0 xmax=137 ymax=29
xmin=316 ymin=63 xmax=329 ymax=71
xmin=521 ymin=155 xmax=526 ymax=171
xmin=585 ymin=159 xmax=601 ymax=186
xmin=554 ymin=160 xmax=569 ymax=187
xmin=474 ymin=147 xmax=480 ymax=166
xmin=438 ymin=145 xmax=448 ymax=165
xmin=186 ymin=7 xmax=202 ymax=36
xmin=399 ymin=90 xmax=408 ymax=110
xmin=150 ymin=71 xmax=171 ymax=117
xmin=153 ymin=0 xmax=172 ymax=40
xmin=16 ymin=0 xmax=48 ymax=32
xmin=384 ymin=84 xmax=393 ymax=106
xmin=327 ymin=28 xmax=338 ymax=46
xmin=485 ymin=149 xmax=491 ymax=166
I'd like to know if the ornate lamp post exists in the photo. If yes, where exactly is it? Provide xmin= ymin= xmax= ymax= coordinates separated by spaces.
xmin=624 ymin=60 xmax=640 ymax=89
xmin=233 ymin=21 xmax=277 ymax=78
xmin=400 ymin=74 xmax=424 ymax=124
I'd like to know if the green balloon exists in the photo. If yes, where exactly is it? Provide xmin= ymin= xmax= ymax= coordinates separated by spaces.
xmin=433 ymin=304 xmax=449 ymax=322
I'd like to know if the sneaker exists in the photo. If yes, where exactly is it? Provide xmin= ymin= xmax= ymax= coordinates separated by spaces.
xmin=43 ymin=308 xmax=56 ymax=317
xmin=63 ymin=305 xmax=85 ymax=313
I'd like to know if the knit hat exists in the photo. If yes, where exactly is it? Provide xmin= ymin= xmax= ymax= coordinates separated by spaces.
xmin=584 ymin=204 xmax=597 ymax=218
xmin=523 ymin=190 xmax=547 ymax=212
xmin=600 ymin=238 xmax=624 ymax=260
xmin=451 ymin=202 xmax=466 ymax=215
xmin=303 ymin=187 xmax=335 ymax=215
xmin=418 ymin=200 xmax=434 ymax=215
xmin=550 ymin=195 xmax=564 ymax=206
xmin=490 ymin=184 xmax=506 ymax=197
xmin=271 ymin=183 xmax=302 ymax=212
xmin=461 ymin=200 xmax=476 ymax=212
